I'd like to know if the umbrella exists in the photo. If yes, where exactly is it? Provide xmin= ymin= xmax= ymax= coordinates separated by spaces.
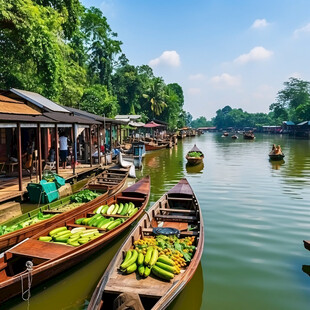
xmin=143 ymin=121 xmax=161 ymax=128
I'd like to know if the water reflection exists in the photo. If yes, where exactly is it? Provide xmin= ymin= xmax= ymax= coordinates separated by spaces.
xmin=269 ymin=159 xmax=285 ymax=170
xmin=186 ymin=162 xmax=204 ymax=174
xmin=167 ymin=263 xmax=204 ymax=310
xmin=302 ymin=265 xmax=310 ymax=277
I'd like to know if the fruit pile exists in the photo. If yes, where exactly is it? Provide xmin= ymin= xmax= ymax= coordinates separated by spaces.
xmin=94 ymin=202 xmax=138 ymax=217
xmin=38 ymin=226 xmax=102 ymax=246
xmin=75 ymin=215 xmax=125 ymax=230
xmin=119 ymin=234 xmax=196 ymax=281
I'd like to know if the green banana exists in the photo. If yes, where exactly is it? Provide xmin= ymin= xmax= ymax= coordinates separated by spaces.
xmin=120 ymin=249 xmax=138 ymax=270
xmin=126 ymin=263 xmax=137 ymax=274
xmin=144 ymin=247 xmax=153 ymax=265
xmin=148 ymin=248 xmax=158 ymax=267
xmin=137 ymin=252 xmax=144 ymax=265
xmin=152 ymin=265 xmax=174 ymax=281
xmin=138 ymin=265 xmax=145 ymax=277
xmin=143 ymin=266 xmax=151 ymax=277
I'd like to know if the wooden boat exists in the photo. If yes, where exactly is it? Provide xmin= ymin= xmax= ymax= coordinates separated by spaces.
xmin=0 ymin=176 xmax=150 ymax=304
xmin=223 ymin=132 xmax=229 ymax=137
xmin=144 ymin=142 xmax=168 ymax=151
xmin=269 ymin=153 xmax=285 ymax=161
xmin=231 ymin=135 xmax=238 ymax=139
xmin=87 ymin=166 xmax=129 ymax=192
xmin=303 ymin=240 xmax=310 ymax=251
xmin=243 ymin=132 xmax=255 ymax=140
xmin=87 ymin=178 xmax=203 ymax=310
xmin=0 ymin=167 xmax=129 ymax=253
xmin=185 ymin=144 xmax=204 ymax=166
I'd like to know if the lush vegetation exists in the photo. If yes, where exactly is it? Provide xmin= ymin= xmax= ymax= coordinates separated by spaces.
xmin=0 ymin=1 xmax=186 ymax=129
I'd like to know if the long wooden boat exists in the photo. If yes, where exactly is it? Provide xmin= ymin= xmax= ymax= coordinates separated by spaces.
xmin=303 ymin=240 xmax=310 ymax=251
xmin=87 ymin=166 xmax=129 ymax=191
xmin=0 ymin=176 xmax=150 ymax=304
xmin=144 ymin=142 xmax=168 ymax=151
xmin=269 ymin=153 xmax=285 ymax=161
xmin=88 ymin=178 xmax=203 ymax=310
xmin=0 ymin=167 xmax=129 ymax=253
xmin=185 ymin=144 xmax=204 ymax=166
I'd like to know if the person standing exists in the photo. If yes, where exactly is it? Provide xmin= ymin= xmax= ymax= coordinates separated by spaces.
xmin=59 ymin=131 xmax=68 ymax=169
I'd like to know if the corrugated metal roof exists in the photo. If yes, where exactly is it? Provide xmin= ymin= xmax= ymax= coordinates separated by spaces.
xmin=115 ymin=115 xmax=141 ymax=120
xmin=0 ymin=96 xmax=41 ymax=115
xmin=10 ymin=88 xmax=70 ymax=113
xmin=297 ymin=121 xmax=310 ymax=126
xmin=64 ymin=106 xmax=106 ymax=122
xmin=283 ymin=121 xmax=295 ymax=125
xmin=43 ymin=112 xmax=101 ymax=125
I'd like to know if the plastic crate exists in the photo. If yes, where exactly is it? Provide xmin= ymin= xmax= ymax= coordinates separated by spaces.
xmin=40 ymin=180 xmax=59 ymax=203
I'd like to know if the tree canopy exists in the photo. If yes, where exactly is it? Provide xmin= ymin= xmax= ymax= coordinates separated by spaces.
xmin=0 ymin=0 xmax=188 ymax=129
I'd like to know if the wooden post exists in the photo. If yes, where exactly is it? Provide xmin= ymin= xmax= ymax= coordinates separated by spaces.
xmin=37 ymin=123 xmax=42 ymax=180
xmin=97 ymin=125 xmax=101 ymax=166
xmin=17 ymin=123 xmax=22 ymax=191
xmin=72 ymin=124 xmax=76 ymax=175
xmin=55 ymin=124 xmax=59 ymax=174
xmin=110 ymin=124 xmax=113 ymax=150
xmin=120 ymin=125 xmax=122 ymax=144
xmin=89 ymin=126 xmax=93 ymax=167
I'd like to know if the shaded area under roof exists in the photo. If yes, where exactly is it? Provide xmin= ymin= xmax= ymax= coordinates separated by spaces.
xmin=10 ymin=88 xmax=70 ymax=113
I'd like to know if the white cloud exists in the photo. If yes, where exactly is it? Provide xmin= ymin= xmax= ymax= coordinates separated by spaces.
xmin=149 ymin=51 xmax=180 ymax=68
xmin=188 ymin=88 xmax=201 ymax=95
xmin=294 ymin=23 xmax=310 ymax=37
xmin=189 ymin=74 xmax=205 ymax=80
xmin=251 ymin=19 xmax=269 ymax=29
xmin=210 ymin=73 xmax=241 ymax=87
xmin=234 ymin=46 xmax=273 ymax=65
xmin=289 ymin=72 xmax=303 ymax=79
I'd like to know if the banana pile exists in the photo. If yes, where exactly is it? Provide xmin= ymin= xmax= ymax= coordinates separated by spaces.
xmin=119 ymin=234 xmax=196 ymax=281
xmin=94 ymin=202 xmax=138 ymax=217
xmin=38 ymin=226 xmax=102 ymax=246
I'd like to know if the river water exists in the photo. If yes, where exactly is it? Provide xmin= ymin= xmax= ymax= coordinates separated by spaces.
xmin=5 ymin=133 xmax=310 ymax=310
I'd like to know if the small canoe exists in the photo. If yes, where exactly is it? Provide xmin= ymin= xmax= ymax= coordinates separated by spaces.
xmin=87 ymin=167 xmax=130 ymax=191
xmin=144 ymin=142 xmax=168 ymax=151
xmin=269 ymin=154 xmax=285 ymax=161
xmin=303 ymin=240 xmax=310 ymax=251
xmin=231 ymin=135 xmax=238 ymax=139
xmin=88 ymin=178 xmax=204 ymax=310
xmin=223 ymin=132 xmax=229 ymax=137
xmin=0 ymin=176 xmax=150 ymax=304
xmin=186 ymin=144 xmax=204 ymax=166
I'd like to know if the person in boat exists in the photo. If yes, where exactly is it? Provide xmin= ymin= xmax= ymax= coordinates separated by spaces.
xmin=271 ymin=144 xmax=276 ymax=155
xmin=275 ymin=145 xmax=282 ymax=155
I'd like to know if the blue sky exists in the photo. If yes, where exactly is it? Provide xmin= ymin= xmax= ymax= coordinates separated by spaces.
xmin=81 ymin=0 xmax=310 ymax=119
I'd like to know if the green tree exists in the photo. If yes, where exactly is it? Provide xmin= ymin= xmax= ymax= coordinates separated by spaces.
xmin=270 ymin=77 xmax=310 ymax=123
xmin=81 ymin=7 xmax=122 ymax=89
xmin=80 ymin=84 xmax=118 ymax=117
xmin=143 ymin=77 xmax=167 ymax=117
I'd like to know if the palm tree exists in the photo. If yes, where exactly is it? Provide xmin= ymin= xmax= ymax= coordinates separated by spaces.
xmin=143 ymin=77 xmax=167 ymax=116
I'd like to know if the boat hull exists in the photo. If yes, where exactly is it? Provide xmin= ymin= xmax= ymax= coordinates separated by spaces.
xmin=0 ymin=177 xmax=150 ymax=304
xmin=186 ymin=155 xmax=204 ymax=166
xmin=144 ymin=143 xmax=167 ymax=151
xmin=269 ymin=154 xmax=285 ymax=161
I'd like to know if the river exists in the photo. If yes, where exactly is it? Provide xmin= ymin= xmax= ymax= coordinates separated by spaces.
xmin=5 ymin=133 xmax=310 ymax=310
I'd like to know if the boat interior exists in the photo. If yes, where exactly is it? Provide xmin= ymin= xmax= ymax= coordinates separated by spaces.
xmin=0 ymin=192 xmax=146 ymax=282
xmin=101 ymin=191 xmax=201 ymax=309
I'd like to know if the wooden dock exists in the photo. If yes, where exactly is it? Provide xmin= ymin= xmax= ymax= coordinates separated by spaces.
xmin=0 ymin=164 xmax=101 ymax=203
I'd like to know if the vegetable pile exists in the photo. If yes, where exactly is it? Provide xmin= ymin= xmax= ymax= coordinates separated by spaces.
xmin=187 ymin=151 xmax=202 ymax=158
xmin=70 ymin=190 xmax=99 ymax=203
xmin=38 ymin=226 xmax=102 ymax=246
xmin=0 ymin=212 xmax=54 ymax=236
xmin=119 ymin=234 xmax=196 ymax=281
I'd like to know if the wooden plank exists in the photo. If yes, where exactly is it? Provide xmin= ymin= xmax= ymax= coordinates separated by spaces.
xmin=155 ymin=214 xmax=197 ymax=223
xmin=159 ymin=208 xmax=196 ymax=214
xmin=167 ymin=197 xmax=193 ymax=201
xmin=8 ymin=239 xmax=72 ymax=260
xmin=117 ymin=196 xmax=145 ymax=202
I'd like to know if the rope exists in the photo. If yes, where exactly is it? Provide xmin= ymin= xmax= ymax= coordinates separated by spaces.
xmin=21 ymin=261 xmax=33 ymax=304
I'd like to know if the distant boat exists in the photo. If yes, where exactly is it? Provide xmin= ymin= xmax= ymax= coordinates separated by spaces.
xmin=186 ymin=144 xmax=204 ymax=166
xmin=231 ymin=135 xmax=238 ymax=139
xmin=243 ymin=132 xmax=255 ymax=140
xmin=223 ymin=132 xmax=229 ymax=137
xmin=304 ymin=240 xmax=310 ymax=251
